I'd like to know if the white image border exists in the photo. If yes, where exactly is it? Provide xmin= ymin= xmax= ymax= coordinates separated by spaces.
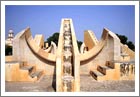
xmin=1 ymin=1 xmax=139 ymax=96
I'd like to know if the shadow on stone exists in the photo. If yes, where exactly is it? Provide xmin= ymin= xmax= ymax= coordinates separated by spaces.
xmin=52 ymin=66 xmax=56 ymax=91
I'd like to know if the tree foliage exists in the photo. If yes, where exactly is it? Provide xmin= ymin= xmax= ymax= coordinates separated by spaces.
xmin=77 ymin=40 xmax=83 ymax=50
xmin=116 ymin=34 xmax=128 ymax=44
xmin=45 ymin=32 xmax=59 ymax=46
xmin=116 ymin=33 xmax=135 ymax=51
xmin=127 ymin=41 xmax=135 ymax=51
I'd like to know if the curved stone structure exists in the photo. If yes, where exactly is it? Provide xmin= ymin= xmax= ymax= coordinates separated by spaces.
xmin=5 ymin=18 xmax=135 ymax=92
xmin=80 ymin=28 xmax=109 ymax=62
xmin=13 ymin=27 xmax=56 ymax=76
xmin=80 ymin=28 xmax=121 ymax=75
xmin=13 ymin=27 xmax=56 ymax=62
xmin=24 ymin=27 xmax=56 ymax=62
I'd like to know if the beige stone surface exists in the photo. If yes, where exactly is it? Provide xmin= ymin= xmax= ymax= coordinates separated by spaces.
xmin=80 ymin=28 xmax=109 ymax=62
xmin=12 ymin=27 xmax=56 ymax=76
xmin=5 ymin=19 xmax=135 ymax=92
xmin=5 ymin=62 xmax=37 ymax=81
xmin=70 ymin=19 xmax=80 ymax=91
xmin=80 ymin=27 xmax=134 ymax=81
xmin=121 ymin=44 xmax=135 ymax=59
xmin=34 ymin=34 xmax=44 ymax=48
xmin=80 ymin=28 xmax=118 ymax=69
xmin=5 ymin=56 xmax=15 ymax=62
xmin=84 ymin=30 xmax=98 ymax=50
xmin=56 ymin=19 xmax=80 ymax=92
xmin=56 ymin=19 xmax=64 ymax=92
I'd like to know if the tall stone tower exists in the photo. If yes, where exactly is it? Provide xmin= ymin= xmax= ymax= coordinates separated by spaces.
xmin=5 ymin=29 xmax=14 ymax=46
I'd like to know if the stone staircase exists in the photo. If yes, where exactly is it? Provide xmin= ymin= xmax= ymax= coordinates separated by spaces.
xmin=90 ymin=61 xmax=120 ymax=81
xmin=30 ymin=70 xmax=43 ymax=80
xmin=19 ymin=62 xmax=44 ymax=81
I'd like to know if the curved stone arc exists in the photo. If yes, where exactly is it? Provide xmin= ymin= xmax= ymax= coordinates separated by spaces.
xmin=24 ymin=27 xmax=56 ymax=62
xmin=80 ymin=28 xmax=109 ymax=62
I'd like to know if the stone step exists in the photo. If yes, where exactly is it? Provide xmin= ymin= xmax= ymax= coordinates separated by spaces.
xmin=20 ymin=65 xmax=34 ymax=73
xmin=105 ymin=61 xmax=114 ymax=69
xmin=97 ymin=65 xmax=111 ymax=75
xmin=30 ymin=70 xmax=43 ymax=80
xmin=90 ymin=70 xmax=104 ymax=80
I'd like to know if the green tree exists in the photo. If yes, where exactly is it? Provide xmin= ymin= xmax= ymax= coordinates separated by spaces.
xmin=116 ymin=33 xmax=128 ymax=44
xmin=127 ymin=41 xmax=135 ymax=51
xmin=45 ymin=32 xmax=59 ymax=46
xmin=5 ymin=45 xmax=12 ymax=55
xmin=77 ymin=40 xmax=83 ymax=50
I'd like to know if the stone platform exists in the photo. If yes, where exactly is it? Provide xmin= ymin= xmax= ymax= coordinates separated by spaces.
xmin=5 ymin=75 xmax=134 ymax=92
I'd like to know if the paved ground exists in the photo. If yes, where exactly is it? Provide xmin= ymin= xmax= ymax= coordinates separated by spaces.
xmin=5 ymin=75 xmax=135 ymax=92
xmin=80 ymin=75 xmax=135 ymax=92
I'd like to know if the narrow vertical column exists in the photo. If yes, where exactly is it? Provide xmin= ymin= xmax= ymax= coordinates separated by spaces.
xmin=70 ymin=19 xmax=80 ymax=91
xmin=62 ymin=20 xmax=74 ymax=92
xmin=56 ymin=18 xmax=80 ymax=92
xmin=56 ymin=19 xmax=64 ymax=92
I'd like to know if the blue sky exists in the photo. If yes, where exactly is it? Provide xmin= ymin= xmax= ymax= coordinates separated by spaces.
xmin=5 ymin=5 xmax=135 ymax=43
